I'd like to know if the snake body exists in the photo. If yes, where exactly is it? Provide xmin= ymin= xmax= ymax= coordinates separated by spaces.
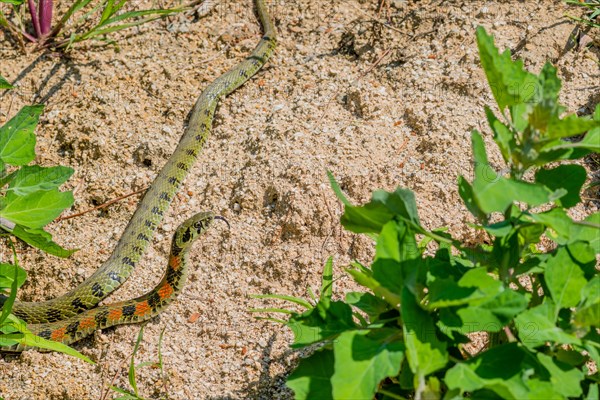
xmin=5 ymin=213 xmax=218 ymax=352
xmin=0 ymin=0 xmax=275 ymax=349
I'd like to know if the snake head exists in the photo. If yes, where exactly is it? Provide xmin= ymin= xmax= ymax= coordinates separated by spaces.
xmin=174 ymin=211 xmax=215 ymax=248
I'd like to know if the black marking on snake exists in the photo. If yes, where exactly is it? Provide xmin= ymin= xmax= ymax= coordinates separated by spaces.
xmin=38 ymin=329 xmax=52 ymax=340
xmin=71 ymin=298 xmax=87 ymax=312
xmin=159 ymin=192 xmax=172 ymax=201
xmin=148 ymin=291 xmax=161 ymax=309
xmin=176 ymin=162 xmax=188 ymax=171
xmin=45 ymin=307 xmax=63 ymax=322
xmin=185 ymin=149 xmax=197 ymax=157
xmin=151 ymin=206 xmax=163 ymax=216
xmin=171 ymin=245 xmax=182 ymax=257
xmin=122 ymin=304 xmax=136 ymax=317
xmin=95 ymin=309 xmax=109 ymax=326
xmin=66 ymin=321 xmax=80 ymax=336
xmin=204 ymin=109 xmax=211 ymax=116
xmin=144 ymin=220 xmax=155 ymax=228
xmin=137 ymin=233 xmax=150 ymax=242
xmin=91 ymin=282 xmax=104 ymax=298
xmin=262 ymin=35 xmax=272 ymax=41
xmin=122 ymin=257 xmax=135 ymax=267
xmin=108 ymin=271 xmax=123 ymax=283
xmin=182 ymin=228 xmax=192 ymax=243
xmin=132 ymin=245 xmax=143 ymax=254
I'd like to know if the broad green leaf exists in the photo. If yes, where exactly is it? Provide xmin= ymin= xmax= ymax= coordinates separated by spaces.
xmin=346 ymin=267 xmax=401 ymax=309
xmin=526 ymin=208 xmax=573 ymax=243
xmin=0 ymin=105 xmax=42 ymax=166
xmin=546 ymin=114 xmax=599 ymax=139
xmin=536 ymin=353 xmax=583 ymax=398
xmin=286 ymin=301 xmax=355 ymax=348
xmin=10 ymin=225 xmax=76 ymax=258
xmin=0 ymin=189 xmax=73 ymax=228
xmin=570 ymin=212 xmax=600 ymax=253
xmin=0 ymin=263 xmax=26 ymax=289
xmin=331 ymin=329 xmax=404 ymax=399
xmin=341 ymin=188 xmax=421 ymax=234
xmin=535 ymin=164 xmax=586 ymax=208
xmin=345 ymin=292 xmax=390 ymax=322
xmin=445 ymin=343 xmax=533 ymax=399
xmin=7 ymin=165 xmax=74 ymax=198
xmin=401 ymin=288 xmax=448 ymax=378
xmin=545 ymin=246 xmax=587 ymax=309
xmin=458 ymin=176 xmax=487 ymax=221
xmin=515 ymin=300 xmax=581 ymax=348
xmin=470 ymin=131 xmax=555 ymax=213
xmin=586 ymin=384 xmax=599 ymax=400
xmin=0 ymin=74 xmax=13 ymax=89
xmin=286 ymin=349 xmax=334 ymax=400
xmin=476 ymin=27 xmax=537 ymax=110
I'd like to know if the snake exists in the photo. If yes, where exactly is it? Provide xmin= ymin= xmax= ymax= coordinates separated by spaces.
xmin=0 ymin=0 xmax=275 ymax=350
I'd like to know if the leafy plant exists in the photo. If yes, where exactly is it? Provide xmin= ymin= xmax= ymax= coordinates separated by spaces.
xmin=0 ymin=0 xmax=186 ymax=51
xmin=255 ymin=27 xmax=600 ymax=399
xmin=0 ymin=76 xmax=90 ymax=359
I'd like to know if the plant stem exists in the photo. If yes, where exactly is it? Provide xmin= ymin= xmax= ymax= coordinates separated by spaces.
xmin=27 ymin=0 xmax=42 ymax=38
xmin=39 ymin=0 xmax=53 ymax=36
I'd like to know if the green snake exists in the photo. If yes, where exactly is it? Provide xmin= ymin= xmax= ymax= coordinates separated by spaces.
xmin=0 ymin=0 xmax=275 ymax=350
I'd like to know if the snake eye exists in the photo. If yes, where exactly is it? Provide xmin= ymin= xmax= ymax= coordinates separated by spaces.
xmin=193 ymin=220 xmax=204 ymax=230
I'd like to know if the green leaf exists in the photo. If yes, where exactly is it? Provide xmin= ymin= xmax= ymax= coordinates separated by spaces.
xmin=0 ymin=263 xmax=26 ymax=290
xmin=6 ymin=165 xmax=74 ymax=198
xmin=485 ymin=107 xmax=516 ymax=164
xmin=346 ymin=292 xmax=390 ymax=322
xmin=476 ymin=27 xmax=537 ymax=110
xmin=0 ymin=105 xmax=42 ymax=166
xmin=459 ymin=175 xmax=488 ymax=221
xmin=515 ymin=300 xmax=581 ymax=348
xmin=286 ymin=349 xmax=334 ymax=400
xmin=287 ymin=301 xmax=355 ymax=348
xmin=571 ymin=212 xmax=600 ymax=253
xmin=320 ymin=256 xmax=333 ymax=303
xmin=0 ymin=74 xmax=13 ymax=89
xmin=327 ymin=170 xmax=351 ymax=206
xmin=535 ymin=165 xmax=586 ymax=208
xmin=536 ymin=353 xmax=583 ymax=398
xmin=544 ymin=246 xmax=587 ymax=309
xmin=0 ymin=0 xmax=24 ymax=5
xmin=401 ymin=288 xmax=448 ymax=378
xmin=341 ymin=188 xmax=421 ymax=234
xmin=0 ymin=189 xmax=74 ymax=228
xmin=10 ymin=225 xmax=76 ymax=258
xmin=546 ymin=114 xmax=599 ymax=139
xmin=331 ymin=329 xmax=404 ymax=399
xmin=346 ymin=267 xmax=401 ymax=309
xmin=470 ymin=131 xmax=556 ymax=213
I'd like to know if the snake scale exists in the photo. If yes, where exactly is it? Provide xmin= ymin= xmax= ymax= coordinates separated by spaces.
xmin=0 ymin=0 xmax=275 ymax=351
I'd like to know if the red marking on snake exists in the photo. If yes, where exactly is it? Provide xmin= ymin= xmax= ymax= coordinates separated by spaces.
xmin=169 ymin=255 xmax=181 ymax=270
xmin=157 ymin=283 xmax=174 ymax=300
xmin=79 ymin=316 xmax=96 ymax=330
xmin=51 ymin=327 xmax=66 ymax=341
xmin=108 ymin=308 xmax=123 ymax=321
xmin=135 ymin=301 xmax=151 ymax=316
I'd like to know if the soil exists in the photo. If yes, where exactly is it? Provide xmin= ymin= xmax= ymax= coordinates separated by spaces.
xmin=0 ymin=0 xmax=598 ymax=399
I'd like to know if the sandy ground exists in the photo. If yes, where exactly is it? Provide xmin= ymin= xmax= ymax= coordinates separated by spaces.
xmin=0 ymin=0 xmax=598 ymax=398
